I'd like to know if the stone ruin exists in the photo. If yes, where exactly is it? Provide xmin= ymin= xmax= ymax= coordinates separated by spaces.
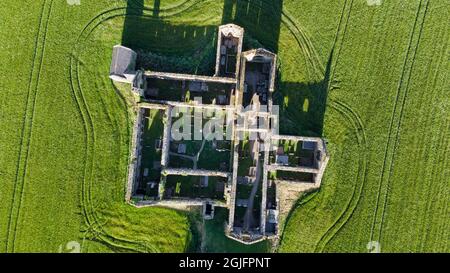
xmin=109 ymin=24 xmax=329 ymax=244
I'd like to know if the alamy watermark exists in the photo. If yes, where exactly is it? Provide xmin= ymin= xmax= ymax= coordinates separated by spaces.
xmin=169 ymin=97 xmax=279 ymax=151
xmin=67 ymin=0 xmax=81 ymax=5
xmin=58 ymin=241 xmax=81 ymax=253
xmin=367 ymin=241 xmax=381 ymax=253
xmin=367 ymin=0 xmax=383 ymax=6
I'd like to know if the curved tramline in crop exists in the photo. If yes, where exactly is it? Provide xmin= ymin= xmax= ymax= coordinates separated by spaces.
xmin=70 ymin=8 xmax=145 ymax=253
xmin=233 ymin=0 xmax=326 ymax=80
xmin=326 ymin=0 xmax=354 ymax=90
xmin=314 ymin=100 xmax=368 ymax=252
xmin=67 ymin=0 xmax=219 ymax=252
xmin=281 ymin=9 xmax=325 ymax=80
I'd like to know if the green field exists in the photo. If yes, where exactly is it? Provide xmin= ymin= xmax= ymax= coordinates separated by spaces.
xmin=0 ymin=0 xmax=448 ymax=253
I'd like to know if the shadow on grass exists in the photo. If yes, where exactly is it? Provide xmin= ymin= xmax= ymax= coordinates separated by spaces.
xmin=121 ymin=0 xmax=217 ymax=74
xmin=121 ymin=1 xmax=329 ymax=136
xmin=222 ymin=0 xmax=330 ymax=137
xmin=222 ymin=0 xmax=282 ymax=52
xmin=274 ymin=53 xmax=332 ymax=136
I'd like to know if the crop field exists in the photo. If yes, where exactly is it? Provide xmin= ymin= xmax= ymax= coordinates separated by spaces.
xmin=0 ymin=0 xmax=448 ymax=253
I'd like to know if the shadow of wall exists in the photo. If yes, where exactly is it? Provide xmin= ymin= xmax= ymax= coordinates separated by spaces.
xmin=121 ymin=0 xmax=218 ymax=74
xmin=222 ymin=0 xmax=328 ymax=137
xmin=121 ymin=0 xmax=329 ymax=137
xmin=222 ymin=0 xmax=282 ymax=53
xmin=274 ymin=54 xmax=332 ymax=137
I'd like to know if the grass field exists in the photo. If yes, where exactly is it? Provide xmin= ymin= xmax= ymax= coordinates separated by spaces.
xmin=0 ymin=0 xmax=448 ymax=253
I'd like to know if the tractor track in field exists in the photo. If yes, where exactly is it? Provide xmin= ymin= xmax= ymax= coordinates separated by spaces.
xmin=275 ymin=0 xmax=369 ymax=252
xmin=5 ymin=0 xmax=54 ymax=253
xmin=369 ymin=0 xmax=430 ymax=244
xmin=129 ymin=0 xmax=215 ymax=18
xmin=297 ymin=0 xmax=363 ymax=252
xmin=314 ymin=99 xmax=368 ymax=252
xmin=72 ymin=9 xmax=156 ymax=255
xmin=128 ymin=0 xmax=204 ymax=14
xmin=68 ymin=1 xmax=215 ymax=252
xmin=280 ymin=9 xmax=325 ymax=80
xmin=236 ymin=0 xmax=326 ymax=80
xmin=75 ymin=0 xmax=213 ymax=44
xmin=327 ymin=0 xmax=354 ymax=89
xmin=268 ymin=0 xmax=367 ymax=252
xmin=292 ymin=0 xmax=401 ymax=251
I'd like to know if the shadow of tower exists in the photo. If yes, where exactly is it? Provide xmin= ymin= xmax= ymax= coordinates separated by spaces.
xmin=222 ymin=0 xmax=282 ymax=53
xmin=222 ymin=0 xmax=329 ymax=137
xmin=121 ymin=1 xmax=328 ymax=136
xmin=121 ymin=0 xmax=218 ymax=75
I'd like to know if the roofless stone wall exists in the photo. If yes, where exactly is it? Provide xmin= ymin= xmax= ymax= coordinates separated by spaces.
xmin=163 ymin=168 xmax=230 ymax=178
xmin=125 ymin=108 xmax=145 ymax=201
xmin=160 ymin=107 xmax=172 ymax=168
xmin=114 ymin=23 xmax=330 ymax=245
xmin=145 ymin=71 xmax=237 ymax=84
xmin=214 ymin=24 xmax=244 ymax=77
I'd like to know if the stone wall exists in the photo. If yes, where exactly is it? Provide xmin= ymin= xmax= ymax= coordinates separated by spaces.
xmin=125 ymin=107 xmax=145 ymax=201
xmin=214 ymin=24 xmax=244 ymax=77
xmin=145 ymin=71 xmax=237 ymax=84
xmin=163 ymin=167 xmax=230 ymax=178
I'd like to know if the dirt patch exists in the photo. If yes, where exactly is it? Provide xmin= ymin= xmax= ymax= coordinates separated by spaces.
xmin=276 ymin=181 xmax=317 ymax=227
